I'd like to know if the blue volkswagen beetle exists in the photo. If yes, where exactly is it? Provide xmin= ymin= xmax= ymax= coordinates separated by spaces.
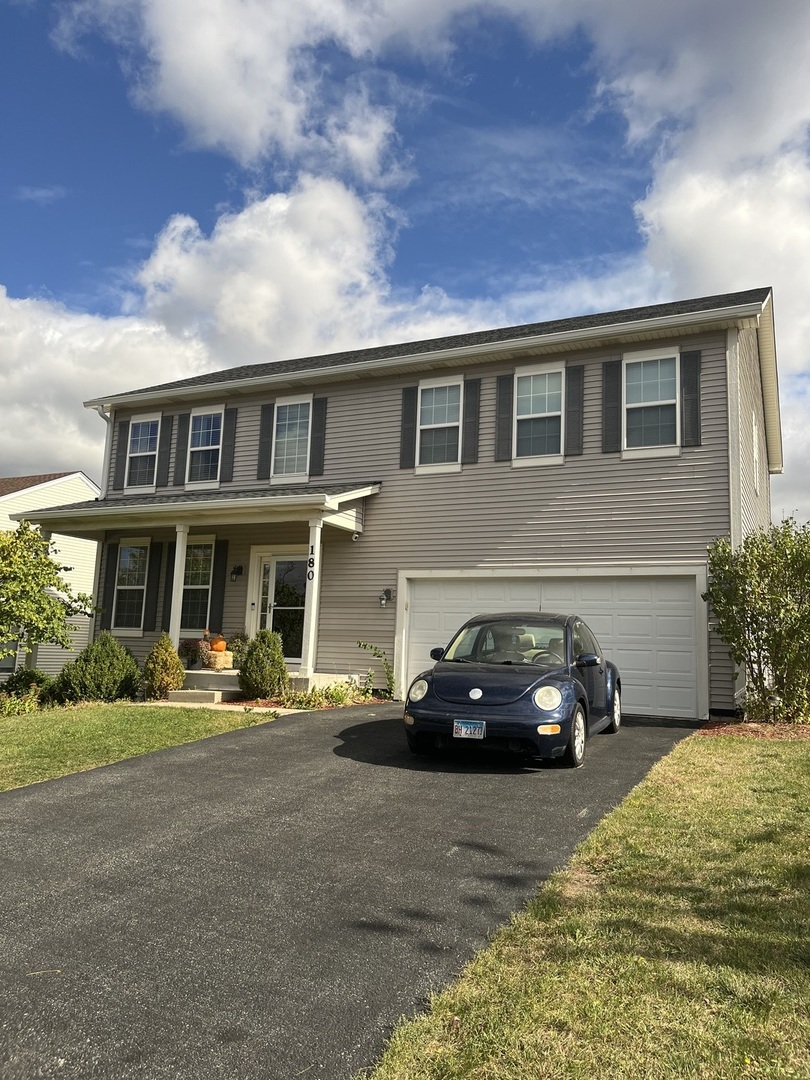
xmin=403 ymin=612 xmax=621 ymax=767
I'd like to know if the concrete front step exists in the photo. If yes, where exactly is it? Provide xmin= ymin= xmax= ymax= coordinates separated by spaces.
xmin=167 ymin=688 xmax=244 ymax=704
xmin=183 ymin=669 xmax=241 ymax=691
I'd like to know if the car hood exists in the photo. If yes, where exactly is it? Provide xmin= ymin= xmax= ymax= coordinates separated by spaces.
xmin=430 ymin=662 xmax=559 ymax=706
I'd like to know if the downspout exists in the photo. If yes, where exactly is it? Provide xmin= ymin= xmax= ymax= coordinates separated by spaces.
xmin=93 ymin=405 xmax=112 ymax=499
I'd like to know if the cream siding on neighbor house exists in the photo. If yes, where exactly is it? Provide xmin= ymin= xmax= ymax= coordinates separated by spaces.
xmin=1 ymin=474 xmax=98 ymax=675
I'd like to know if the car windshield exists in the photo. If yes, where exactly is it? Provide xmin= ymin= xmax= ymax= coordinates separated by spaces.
xmin=442 ymin=620 xmax=566 ymax=665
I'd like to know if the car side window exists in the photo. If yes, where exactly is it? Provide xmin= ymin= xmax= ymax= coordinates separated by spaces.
xmin=574 ymin=621 xmax=600 ymax=659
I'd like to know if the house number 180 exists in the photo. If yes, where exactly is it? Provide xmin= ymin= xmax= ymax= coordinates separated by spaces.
xmin=307 ymin=545 xmax=316 ymax=581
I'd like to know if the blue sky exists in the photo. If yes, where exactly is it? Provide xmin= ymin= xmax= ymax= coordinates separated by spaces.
xmin=1 ymin=0 xmax=808 ymax=519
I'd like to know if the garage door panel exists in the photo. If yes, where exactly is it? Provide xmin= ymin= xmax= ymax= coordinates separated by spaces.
xmin=407 ymin=575 xmax=699 ymax=717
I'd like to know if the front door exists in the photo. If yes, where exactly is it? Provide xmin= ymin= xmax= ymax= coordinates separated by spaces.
xmin=258 ymin=558 xmax=307 ymax=662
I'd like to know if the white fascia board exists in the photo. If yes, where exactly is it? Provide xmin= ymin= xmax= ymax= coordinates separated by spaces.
xmin=755 ymin=293 xmax=783 ymax=474
xmin=83 ymin=301 xmax=771 ymax=412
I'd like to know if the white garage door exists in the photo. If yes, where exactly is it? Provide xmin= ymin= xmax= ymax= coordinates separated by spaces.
xmin=405 ymin=575 xmax=698 ymax=718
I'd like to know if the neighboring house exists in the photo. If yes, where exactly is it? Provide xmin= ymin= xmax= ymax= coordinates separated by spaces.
xmin=21 ymin=288 xmax=781 ymax=718
xmin=0 ymin=473 xmax=99 ymax=679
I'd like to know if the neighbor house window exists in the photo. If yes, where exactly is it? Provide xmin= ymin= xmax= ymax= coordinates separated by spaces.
xmin=514 ymin=369 xmax=563 ymax=458
xmin=272 ymin=397 xmax=311 ymax=477
xmin=113 ymin=540 xmax=150 ymax=630
xmin=126 ymin=415 xmax=160 ymax=487
xmin=418 ymin=380 xmax=461 ymax=466
xmin=187 ymin=409 xmax=223 ymax=483
xmin=180 ymin=539 xmax=214 ymax=632
xmin=0 ymin=640 xmax=18 ymax=672
xmin=624 ymin=355 xmax=678 ymax=448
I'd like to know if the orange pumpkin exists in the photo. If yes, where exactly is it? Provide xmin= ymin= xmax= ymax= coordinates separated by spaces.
xmin=210 ymin=635 xmax=227 ymax=652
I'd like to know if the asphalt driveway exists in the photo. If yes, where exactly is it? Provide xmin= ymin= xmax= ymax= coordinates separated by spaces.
xmin=0 ymin=705 xmax=700 ymax=1079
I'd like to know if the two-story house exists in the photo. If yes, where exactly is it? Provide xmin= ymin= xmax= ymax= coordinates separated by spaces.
xmin=24 ymin=287 xmax=781 ymax=718
xmin=1 ymin=472 xmax=99 ymax=680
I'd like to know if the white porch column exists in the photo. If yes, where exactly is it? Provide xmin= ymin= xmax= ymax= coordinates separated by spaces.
xmin=168 ymin=524 xmax=189 ymax=649
xmin=299 ymin=517 xmax=323 ymax=678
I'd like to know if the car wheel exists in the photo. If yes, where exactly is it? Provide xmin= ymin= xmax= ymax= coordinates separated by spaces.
xmin=563 ymin=705 xmax=586 ymax=768
xmin=606 ymin=689 xmax=621 ymax=734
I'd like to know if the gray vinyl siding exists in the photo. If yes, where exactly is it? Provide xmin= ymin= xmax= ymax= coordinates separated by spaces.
xmin=99 ymin=330 xmax=747 ymax=710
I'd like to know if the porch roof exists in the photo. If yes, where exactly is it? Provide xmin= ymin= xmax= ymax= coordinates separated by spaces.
xmin=15 ymin=483 xmax=381 ymax=539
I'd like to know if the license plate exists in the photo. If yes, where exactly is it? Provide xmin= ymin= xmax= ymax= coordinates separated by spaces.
xmin=453 ymin=719 xmax=485 ymax=740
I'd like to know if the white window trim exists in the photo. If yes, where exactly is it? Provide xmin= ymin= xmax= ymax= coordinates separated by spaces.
xmin=124 ymin=412 xmax=161 ymax=494
xmin=271 ymin=393 xmax=313 ymax=484
xmin=112 ymin=536 xmax=151 ymax=637
xmin=186 ymin=405 xmax=225 ymax=490
xmin=415 ymin=375 xmax=463 ymax=473
xmin=512 ymin=364 xmax=565 ymax=463
xmin=180 ymin=533 xmax=216 ymax=636
xmin=621 ymin=348 xmax=680 ymax=458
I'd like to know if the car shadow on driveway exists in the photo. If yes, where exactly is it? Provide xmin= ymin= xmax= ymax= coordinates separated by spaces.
xmin=330 ymin=709 xmax=701 ymax=772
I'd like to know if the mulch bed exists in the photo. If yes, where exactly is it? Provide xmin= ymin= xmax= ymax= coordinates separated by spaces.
xmin=698 ymin=720 xmax=810 ymax=740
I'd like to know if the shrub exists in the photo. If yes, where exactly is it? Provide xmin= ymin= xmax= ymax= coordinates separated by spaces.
xmin=0 ymin=667 xmax=53 ymax=699
xmin=238 ymin=630 xmax=289 ymax=700
xmin=357 ymin=641 xmax=394 ymax=697
xmin=227 ymin=630 xmax=249 ymax=670
xmin=143 ymin=633 xmax=186 ymax=700
xmin=0 ymin=688 xmax=40 ymax=717
xmin=53 ymin=631 xmax=141 ymax=703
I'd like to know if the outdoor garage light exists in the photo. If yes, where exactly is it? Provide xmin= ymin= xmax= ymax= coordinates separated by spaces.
xmin=230 ymin=565 xmax=244 ymax=582
xmin=379 ymin=588 xmax=393 ymax=608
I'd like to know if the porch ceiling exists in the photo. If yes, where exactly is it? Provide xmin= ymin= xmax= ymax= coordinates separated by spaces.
xmin=14 ymin=483 xmax=381 ymax=540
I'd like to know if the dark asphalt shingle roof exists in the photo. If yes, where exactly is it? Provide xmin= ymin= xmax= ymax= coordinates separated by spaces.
xmin=101 ymin=287 xmax=772 ymax=401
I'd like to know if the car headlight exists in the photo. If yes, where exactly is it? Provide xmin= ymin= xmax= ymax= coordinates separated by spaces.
xmin=408 ymin=679 xmax=429 ymax=703
xmin=533 ymin=685 xmax=563 ymax=711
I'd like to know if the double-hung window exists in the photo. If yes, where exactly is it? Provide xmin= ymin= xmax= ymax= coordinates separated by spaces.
xmin=272 ymin=396 xmax=311 ymax=480
xmin=113 ymin=540 xmax=150 ymax=631
xmin=624 ymin=353 xmax=679 ymax=449
xmin=417 ymin=379 xmax=462 ymax=468
xmin=180 ymin=538 xmax=214 ymax=633
xmin=514 ymin=367 xmax=564 ymax=462
xmin=187 ymin=408 xmax=223 ymax=484
xmin=126 ymin=415 xmax=160 ymax=488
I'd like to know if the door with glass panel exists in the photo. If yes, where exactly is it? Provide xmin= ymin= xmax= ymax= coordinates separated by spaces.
xmin=258 ymin=558 xmax=307 ymax=661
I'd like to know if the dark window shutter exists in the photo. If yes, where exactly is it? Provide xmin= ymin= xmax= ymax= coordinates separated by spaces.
xmin=400 ymin=387 xmax=418 ymax=469
xmin=143 ymin=543 xmax=162 ymax=632
xmin=257 ymin=404 xmax=275 ymax=480
xmin=156 ymin=414 xmax=173 ymax=488
xmin=461 ymin=379 xmax=480 ymax=465
xmin=161 ymin=543 xmax=176 ymax=632
xmin=681 ymin=351 xmax=702 ymax=447
xmin=173 ymin=413 xmax=190 ymax=486
xmin=564 ymin=366 xmax=584 ymax=457
xmin=495 ymin=374 xmax=514 ymax=461
xmin=208 ymin=539 xmax=229 ymax=634
xmin=309 ymin=397 xmax=327 ymax=476
xmin=602 ymin=361 xmax=621 ymax=454
xmin=112 ymin=421 xmax=130 ymax=491
xmin=99 ymin=542 xmax=119 ymax=630
xmin=220 ymin=407 xmax=238 ymax=483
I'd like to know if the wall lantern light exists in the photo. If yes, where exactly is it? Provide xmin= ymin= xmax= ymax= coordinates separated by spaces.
xmin=379 ymin=588 xmax=393 ymax=608
xmin=230 ymin=565 xmax=244 ymax=582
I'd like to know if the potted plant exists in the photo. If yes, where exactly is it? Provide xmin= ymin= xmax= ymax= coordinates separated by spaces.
xmin=178 ymin=638 xmax=201 ymax=669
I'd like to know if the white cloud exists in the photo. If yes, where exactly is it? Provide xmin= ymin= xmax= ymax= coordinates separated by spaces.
xmin=16 ymin=185 xmax=68 ymax=205
xmin=0 ymin=288 xmax=207 ymax=482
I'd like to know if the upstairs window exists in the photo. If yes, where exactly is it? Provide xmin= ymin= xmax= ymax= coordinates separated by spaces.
xmin=181 ymin=540 xmax=214 ymax=632
xmin=514 ymin=370 xmax=563 ymax=458
xmin=126 ymin=416 xmax=160 ymax=487
xmin=188 ymin=409 xmax=223 ymax=483
xmin=113 ymin=541 xmax=150 ymax=630
xmin=273 ymin=398 xmax=311 ymax=477
xmin=624 ymin=356 xmax=678 ymax=448
xmin=418 ymin=380 xmax=461 ymax=466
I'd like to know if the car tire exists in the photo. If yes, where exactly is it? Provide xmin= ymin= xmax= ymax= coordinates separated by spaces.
xmin=563 ymin=705 xmax=586 ymax=768
xmin=605 ymin=689 xmax=621 ymax=734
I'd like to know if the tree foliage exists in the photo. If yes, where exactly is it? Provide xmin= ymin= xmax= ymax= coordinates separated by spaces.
xmin=0 ymin=521 xmax=93 ymax=661
xmin=703 ymin=518 xmax=810 ymax=722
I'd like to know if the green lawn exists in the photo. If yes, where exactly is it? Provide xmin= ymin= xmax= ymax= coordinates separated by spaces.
xmin=358 ymin=735 xmax=810 ymax=1080
xmin=0 ymin=703 xmax=268 ymax=791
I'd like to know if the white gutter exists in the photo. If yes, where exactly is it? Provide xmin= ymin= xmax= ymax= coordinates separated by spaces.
xmin=93 ymin=405 xmax=112 ymax=498
xmin=83 ymin=300 xmax=770 ymax=411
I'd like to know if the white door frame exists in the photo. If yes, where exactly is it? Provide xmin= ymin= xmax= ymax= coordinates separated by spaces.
xmin=244 ymin=545 xmax=308 ymax=661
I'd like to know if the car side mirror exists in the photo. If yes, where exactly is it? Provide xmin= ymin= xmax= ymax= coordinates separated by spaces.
xmin=575 ymin=652 xmax=600 ymax=668
xmin=430 ymin=647 xmax=445 ymax=661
